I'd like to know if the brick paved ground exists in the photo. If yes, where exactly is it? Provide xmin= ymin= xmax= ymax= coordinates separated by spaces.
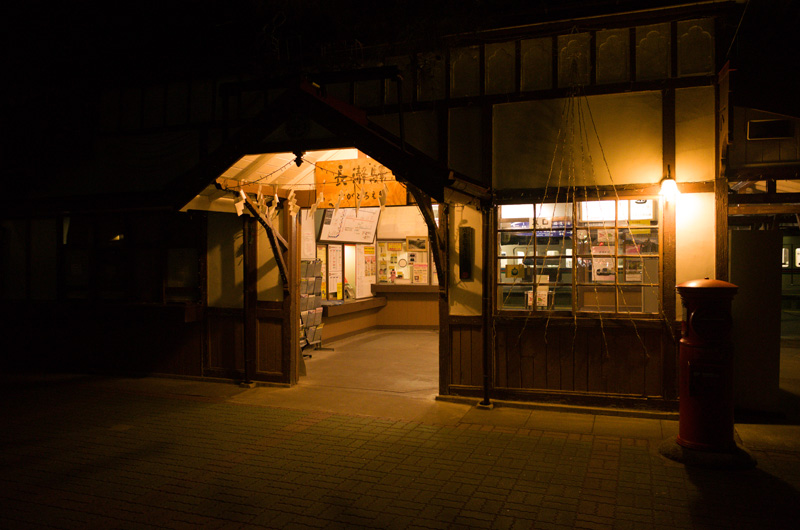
xmin=1 ymin=375 xmax=799 ymax=529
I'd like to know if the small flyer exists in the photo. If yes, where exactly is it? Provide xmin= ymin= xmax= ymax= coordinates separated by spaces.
xmin=593 ymin=257 xmax=615 ymax=282
xmin=624 ymin=260 xmax=643 ymax=282
xmin=413 ymin=263 xmax=428 ymax=284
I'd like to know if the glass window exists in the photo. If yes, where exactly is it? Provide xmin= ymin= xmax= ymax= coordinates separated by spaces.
xmin=521 ymin=38 xmax=552 ymax=91
xmin=497 ymin=199 xmax=660 ymax=314
xmin=677 ymin=19 xmax=714 ymax=77
xmin=485 ymin=41 xmax=516 ymax=95
xmin=558 ymin=33 xmax=591 ymax=87
xmin=636 ymin=23 xmax=671 ymax=81
xmin=596 ymin=28 xmax=630 ymax=84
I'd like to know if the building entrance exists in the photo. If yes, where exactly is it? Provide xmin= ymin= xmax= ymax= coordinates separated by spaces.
xmin=301 ymin=329 xmax=439 ymax=397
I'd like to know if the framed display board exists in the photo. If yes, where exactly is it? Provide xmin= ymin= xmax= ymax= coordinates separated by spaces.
xmin=319 ymin=208 xmax=381 ymax=244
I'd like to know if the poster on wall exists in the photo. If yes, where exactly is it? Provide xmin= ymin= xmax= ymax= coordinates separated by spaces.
xmin=356 ymin=245 xmax=376 ymax=299
xmin=412 ymin=263 xmax=428 ymax=284
xmin=327 ymin=245 xmax=343 ymax=300
xmin=593 ymin=257 xmax=615 ymax=282
xmin=316 ymin=245 xmax=327 ymax=298
xmin=301 ymin=210 xmax=316 ymax=260
xmin=319 ymin=207 xmax=381 ymax=244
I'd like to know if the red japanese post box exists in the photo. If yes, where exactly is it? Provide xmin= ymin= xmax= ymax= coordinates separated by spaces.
xmin=676 ymin=279 xmax=738 ymax=451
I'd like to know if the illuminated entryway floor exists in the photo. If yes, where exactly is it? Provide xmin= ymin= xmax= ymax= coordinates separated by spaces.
xmin=301 ymin=329 xmax=438 ymax=398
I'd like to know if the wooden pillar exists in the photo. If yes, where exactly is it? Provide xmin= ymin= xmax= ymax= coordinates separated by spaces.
xmin=662 ymin=87 xmax=677 ymax=323
xmin=716 ymin=64 xmax=731 ymax=282
xmin=242 ymin=216 xmax=257 ymax=384
xmin=439 ymin=204 xmax=451 ymax=396
xmin=661 ymin=87 xmax=679 ymax=400
xmin=480 ymin=206 xmax=492 ymax=406
xmin=282 ymin=206 xmax=300 ymax=384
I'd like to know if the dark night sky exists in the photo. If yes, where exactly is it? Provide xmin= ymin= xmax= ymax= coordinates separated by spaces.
xmin=10 ymin=0 xmax=768 ymax=83
xmin=2 ymin=0 xmax=798 ymax=181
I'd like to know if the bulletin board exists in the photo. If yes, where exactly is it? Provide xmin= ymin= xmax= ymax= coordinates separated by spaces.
xmin=319 ymin=207 xmax=381 ymax=244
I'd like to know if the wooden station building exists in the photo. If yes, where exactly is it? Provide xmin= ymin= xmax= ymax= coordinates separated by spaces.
xmin=2 ymin=0 xmax=799 ymax=413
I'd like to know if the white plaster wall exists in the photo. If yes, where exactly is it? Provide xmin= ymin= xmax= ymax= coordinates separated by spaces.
xmin=676 ymin=86 xmax=716 ymax=183
xmin=207 ymin=212 xmax=244 ymax=308
xmin=675 ymin=192 xmax=716 ymax=319
xmin=257 ymin=215 xmax=284 ymax=302
xmin=493 ymin=92 xmax=663 ymax=189
xmin=449 ymin=203 xmax=483 ymax=316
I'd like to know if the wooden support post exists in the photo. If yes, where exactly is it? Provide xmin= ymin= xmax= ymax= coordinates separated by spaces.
xmin=240 ymin=190 xmax=289 ymax=288
xmin=242 ymin=216 xmax=258 ymax=385
xmin=283 ymin=207 xmax=301 ymax=384
xmin=407 ymin=185 xmax=446 ymax=286
xmin=439 ymin=204 xmax=451 ymax=396
xmin=662 ymin=88 xmax=677 ymax=323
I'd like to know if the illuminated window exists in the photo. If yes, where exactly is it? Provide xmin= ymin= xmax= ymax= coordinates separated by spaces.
xmin=497 ymin=198 xmax=661 ymax=314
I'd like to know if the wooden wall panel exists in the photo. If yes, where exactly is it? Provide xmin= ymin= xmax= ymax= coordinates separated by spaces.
xmin=470 ymin=326 xmax=483 ymax=387
xmin=586 ymin=327 xmax=606 ymax=393
xmin=506 ymin=327 xmax=522 ymax=388
xmin=519 ymin=330 xmax=534 ymax=389
xmin=545 ymin=326 xmax=562 ymax=390
xmin=449 ymin=323 xmax=483 ymax=387
xmin=324 ymin=309 xmax=381 ymax=342
xmin=495 ymin=325 xmax=508 ymax=387
xmin=494 ymin=319 xmax=668 ymax=398
xmin=376 ymin=293 xmax=439 ymax=327
xmin=206 ymin=310 xmax=244 ymax=374
xmin=530 ymin=327 xmax=548 ymax=389
xmin=256 ymin=318 xmax=283 ymax=374
xmin=453 ymin=328 xmax=472 ymax=385
xmin=573 ymin=327 xmax=589 ymax=392
xmin=451 ymin=325 xmax=462 ymax=384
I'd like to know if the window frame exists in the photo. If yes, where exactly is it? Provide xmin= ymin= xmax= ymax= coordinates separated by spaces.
xmin=495 ymin=195 xmax=662 ymax=317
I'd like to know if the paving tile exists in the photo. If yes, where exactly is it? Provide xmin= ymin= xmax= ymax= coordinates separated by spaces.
xmin=524 ymin=410 xmax=595 ymax=433
xmin=2 ymin=368 xmax=800 ymax=530
xmin=593 ymin=415 xmax=663 ymax=439
xmin=460 ymin=406 xmax=532 ymax=428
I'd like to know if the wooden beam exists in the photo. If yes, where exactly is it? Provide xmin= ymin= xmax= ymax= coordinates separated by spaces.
xmin=242 ymin=217 xmax=258 ymax=384
xmin=406 ymin=185 xmax=446 ymax=286
xmin=239 ymin=191 xmax=289 ymax=250
xmin=239 ymin=191 xmax=289 ymax=287
xmin=728 ymin=192 xmax=800 ymax=204
xmin=728 ymin=204 xmax=800 ymax=216
xmin=726 ymin=163 xmax=800 ymax=181
xmin=494 ymin=181 xmax=714 ymax=203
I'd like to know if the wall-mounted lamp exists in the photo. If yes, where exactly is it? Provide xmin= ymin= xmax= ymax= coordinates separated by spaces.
xmin=660 ymin=165 xmax=679 ymax=202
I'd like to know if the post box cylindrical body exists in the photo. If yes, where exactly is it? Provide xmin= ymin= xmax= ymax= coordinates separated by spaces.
xmin=676 ymin=279 xmax=738 ymax=451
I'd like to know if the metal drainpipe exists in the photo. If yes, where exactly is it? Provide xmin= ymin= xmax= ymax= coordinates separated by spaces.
xmin=480 ymin=205 xmax=492 ymax=407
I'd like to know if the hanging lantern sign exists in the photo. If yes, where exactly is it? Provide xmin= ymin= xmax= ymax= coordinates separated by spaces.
xmin=315 ymin=159 xmax=406 ymax=208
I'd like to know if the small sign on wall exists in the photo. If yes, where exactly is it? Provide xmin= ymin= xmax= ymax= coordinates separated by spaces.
xmin=315 ymin=159 xmax=407 ymax=207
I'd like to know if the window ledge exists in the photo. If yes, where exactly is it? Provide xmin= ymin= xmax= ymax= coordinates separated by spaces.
xmin=323 ymin=297 xmax=387 ymax=317
xmin=371 ymin=284 xmax=439 ymax=294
